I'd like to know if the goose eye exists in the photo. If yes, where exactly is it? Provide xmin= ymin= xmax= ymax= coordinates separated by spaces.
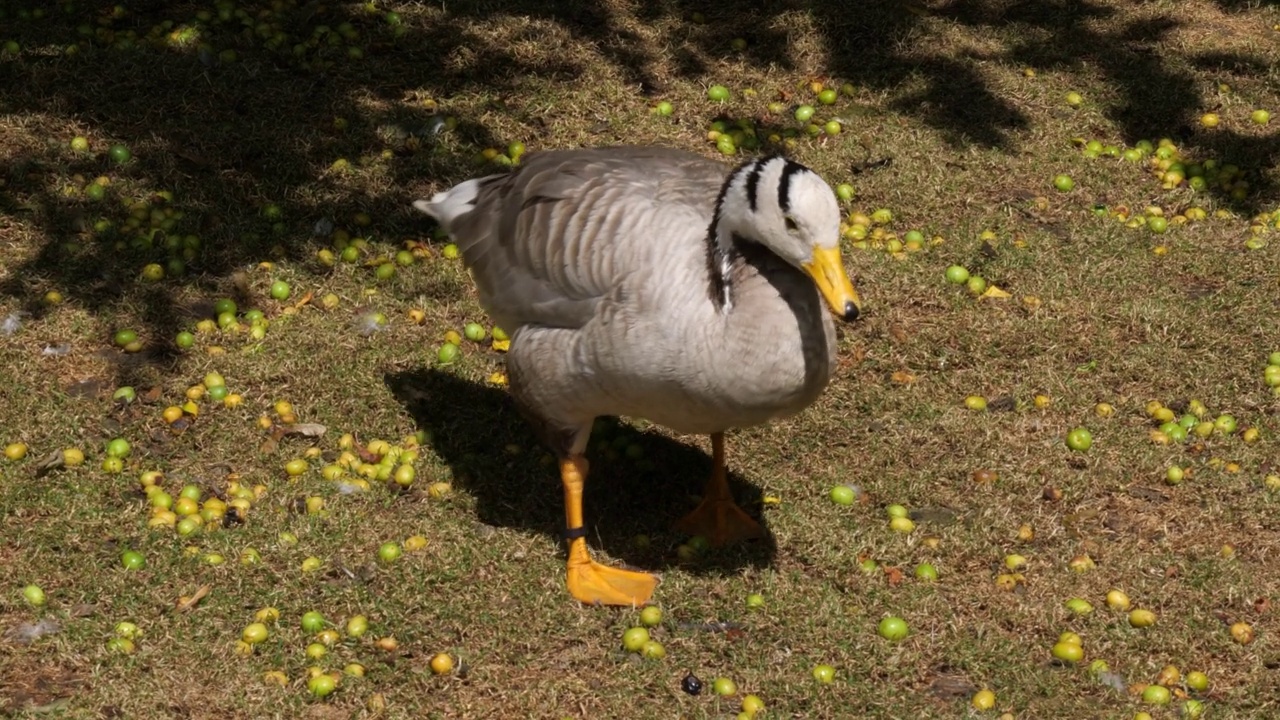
xmin=784 ymin=217 xmax=798 ymax=232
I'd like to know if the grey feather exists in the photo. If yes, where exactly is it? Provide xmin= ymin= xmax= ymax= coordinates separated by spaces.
xmin=414 ymin=146 xmax=841 ymax=454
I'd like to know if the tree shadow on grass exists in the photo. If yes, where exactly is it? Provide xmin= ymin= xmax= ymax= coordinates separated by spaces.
xmin=0 ymin=0 xmax=1276 ymax=389
xmin=383 ymin=368 xmax=776 ymax=577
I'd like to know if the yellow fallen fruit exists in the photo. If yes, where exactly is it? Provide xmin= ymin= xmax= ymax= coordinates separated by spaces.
xmin=980 ymin=285 xmax=1011 ymax=299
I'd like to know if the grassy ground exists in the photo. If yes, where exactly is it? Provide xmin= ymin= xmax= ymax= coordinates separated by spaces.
xmin=2 ymin=0 xmax=1280 ymax=718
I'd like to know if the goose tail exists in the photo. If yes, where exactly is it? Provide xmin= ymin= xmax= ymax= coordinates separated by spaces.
xmin=412 ymin=176 xmax=493 ymax=233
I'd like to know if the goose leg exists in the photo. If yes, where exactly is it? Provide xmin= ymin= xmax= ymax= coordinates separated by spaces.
xmin=674 ymin=432 xmax=764 ymax=546
xmin=561 ymin=455 xmax=658 ymax=606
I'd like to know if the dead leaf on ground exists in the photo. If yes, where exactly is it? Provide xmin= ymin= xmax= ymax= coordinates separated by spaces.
xmin=910 ymin=507 xmax=959 ymax=525
xmin=174 ymin=585 xmax=211 ymax=612
xmin=34 ymin=450 xmax=66 ymax=477
xmin=281 ymin=423 xmax=327 ymax=439
xmin=883 ymin=566 xmax=905 ymax=586
xmin=929 ymin=669 xmax=976 ymax=700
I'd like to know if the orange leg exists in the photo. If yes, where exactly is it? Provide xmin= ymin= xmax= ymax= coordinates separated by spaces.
xmin=673 ymin=433 xmax=764 ymax=546
xmin=561 ymin=455 xmax=658 ymax=606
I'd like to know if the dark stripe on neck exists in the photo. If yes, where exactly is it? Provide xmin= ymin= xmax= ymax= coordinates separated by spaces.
xmin=744 ymin=159 xmax=764 ymax=212
xmin=705 ymin=164 xmax=746 ymax=308
xmin=777 ymin=160 xmax=808 ymax=213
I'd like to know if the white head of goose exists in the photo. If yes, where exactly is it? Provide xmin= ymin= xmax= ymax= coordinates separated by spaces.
xmin=414 ymin=146 xmax=862 ymax=606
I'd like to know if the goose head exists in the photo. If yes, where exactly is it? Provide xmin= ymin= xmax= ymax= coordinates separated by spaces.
xmin=716 ymin=155 xmax=862 ymax=321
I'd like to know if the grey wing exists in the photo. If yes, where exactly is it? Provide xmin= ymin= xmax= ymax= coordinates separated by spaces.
xmin=449 ymin=147 xmax=726 ymax=331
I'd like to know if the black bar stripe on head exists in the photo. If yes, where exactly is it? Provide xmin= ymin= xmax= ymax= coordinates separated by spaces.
xmin=777 ymin=160 xmax=807 ymax=213
xmin=744 ymin=159 xmax=765 ymax=212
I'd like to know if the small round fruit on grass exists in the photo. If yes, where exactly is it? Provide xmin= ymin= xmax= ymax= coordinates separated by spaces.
xmin=812 ymin=663 xmax=836 ymax=683
xmin=393 ymin=464 xmax=415 ymax=486
xmin=1051 ymin=641 xmax=1083 ymax=663
xmin=944 ymin=265 xmax=970 ymax=284
xmin=914 ymin=563 xmax=939 ymax=581
xmin=1230 ymin=621 xmax=1254 ymax=644
xmin=1052 ymin=174 xmax=1075 ymax=192
xmin=640 ymin=640 xmax=666 ymax=659
xmin=242 ymin=622 xmax=269 ymax=644
xmin=835 ymin=183 xmax=855 ymax=202
xmin=301 ymin=611 xmax=326 ymax=632
xmin=463 ymin=322 xmax=485 ymax=342
xmin=639 ymin=606 xmax=663 ymax=627
xmin=745 ymin=593 xmax=765 ymax=609
xmin=707 ymin=85 xmax=730 ymax=102
xmin=429 ymin=652 xmax=454 ymax=675
xmin=377 ymin=542 xmax=402 ymax=564
xmin=120 ymin=550 xmax=146 ymax=570
xmin=106 ymin=637 xmax=136 ymax=654
xmin=113 ymin=329 xmax=137 ymax=347
xmin=1065 ymin=91 xmax=1083 ymax=106
xmin=106 ymin=438 xmax=131 ymax=459
xmin=22 ymin=584 xmax=46 ymax=607
xmin=877 ymin=616 xmax=909 ymax=641
xmin=972 ymin=689 xmax=996 ymax=710
xmin=4 ymin=443 xmax=28 ymax=461
xmin=437 ymin=342 xmax=460 ymax=364
xmin=712 ymin=677 xmax=737 ymax=697
xmin=1065 ymin=427 xmax=1092 ymax=451
xmin=622 ymin=626 xmax=649 ymax=652
xmin=175 ymin=331 xmax=195 ymax=349
xmin=140 ymin=263 xmax=164 ymax=282
xmin=1185 ymin=671 xmax=1209 ymax=691
xmin=829 ymin=485 xmax=855 ymax=505
xmin=1141 ymin=685 xmax=1171 ymax=706
xmin=1065 ymin=598 xmax=1094 ymax=615
xmin=1106 ymin=589 xmax=1131 ymax=611
xmin=269 ymin=280 xmax=291 ymax=300
xmin=1251 ymin=109 xmax=1272 ymax=125
xmin=1214 ymin=414 xmax=1237 ymax=434
xmin=308 ymin=673 xmax=337 ymax=698
xmin=107 ymin=144 xmax=132 ymax=164
xmin=346 ymin=614 xmax=369 ymax=638
xmin=1129 ymin=608 xmax=1157 ymax=628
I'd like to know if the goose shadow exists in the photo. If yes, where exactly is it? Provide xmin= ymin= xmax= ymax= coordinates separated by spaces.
xmin=384 ymin=368 xmax=777 ymax=576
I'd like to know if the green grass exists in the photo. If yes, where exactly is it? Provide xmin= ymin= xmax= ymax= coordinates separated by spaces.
xmin=2 ymin=0 xmax=1280 ymax=718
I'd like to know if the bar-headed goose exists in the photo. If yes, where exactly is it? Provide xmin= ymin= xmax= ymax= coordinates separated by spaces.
xmin=414 ymin=146 xmax=861 ymax=606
